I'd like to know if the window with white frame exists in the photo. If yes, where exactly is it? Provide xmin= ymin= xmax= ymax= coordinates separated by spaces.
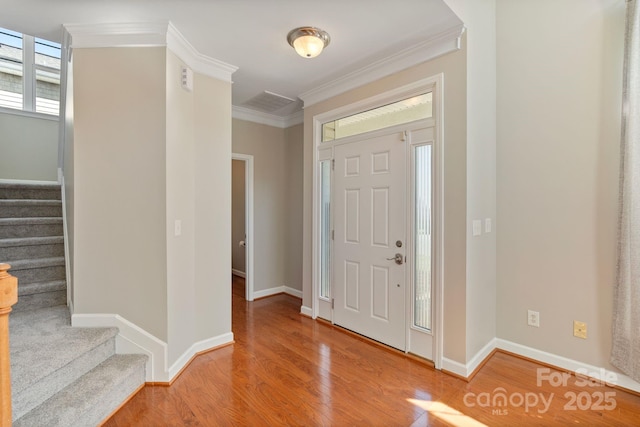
xmin=0 ymin=27 xmax=61 ymax=116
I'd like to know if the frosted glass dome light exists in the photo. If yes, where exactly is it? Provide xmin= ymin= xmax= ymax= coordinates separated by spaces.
xmin=287 ymin=27 xmax=330 ymax=59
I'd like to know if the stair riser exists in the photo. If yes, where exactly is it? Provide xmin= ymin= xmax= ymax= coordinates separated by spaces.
xmin=13 ymin=290 xmax=66 ymax=313
xmin=0 ymin=205 xmax=62 ymax=218
xmin=0 ymin=243 xmax=64 ymax=261
xmin=12 ymin=337 xmax=117 ymax=421
xmin=88 ymin=359 xmax=146 ymax=426
xmin=0 ymin=223 xmax=63 ymax=238
xmin=0 ymin=188 xmax=61 ymax=200
xmin=13 ymin=355 xmax=147 ymax=427
xmin=13 ymin=265 xmax=66 ymax=284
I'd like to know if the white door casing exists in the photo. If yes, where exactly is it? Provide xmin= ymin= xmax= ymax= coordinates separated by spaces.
xmin=311 ymin=74 xmax=444 ymax=367
xmin=333 ymin=132 xmax=406 ymax=350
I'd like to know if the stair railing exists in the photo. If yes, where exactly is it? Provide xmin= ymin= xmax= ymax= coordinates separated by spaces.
xmin=0 ymin=264 xmax=18 ymax=427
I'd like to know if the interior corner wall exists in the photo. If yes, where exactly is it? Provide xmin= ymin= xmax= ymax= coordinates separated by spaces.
xmin=193 ymin=71 xmax=232 ymax=344
xmin=166 ymin=50 xmax=197 ymax=364
xmin=0 ymin=113 xmax=59 ymax=181
xmin=445 ymin=0 xmax=498 ymax=363
xmin=496 ymin=0 xmax=625 ymax=370
xmin=72 ymin=46 xmax=168 ymax=341
xmin=302 ymin=47 xmax=468 ymax=364
xmin=232 ymin=119 xmax=300 ymax=293
xmin=284 ymin=123 xmax=304 ymax=292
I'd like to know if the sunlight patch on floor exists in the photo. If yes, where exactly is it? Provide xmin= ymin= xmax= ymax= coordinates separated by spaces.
xmin=407 ymin=399 xmax=487 ymax=427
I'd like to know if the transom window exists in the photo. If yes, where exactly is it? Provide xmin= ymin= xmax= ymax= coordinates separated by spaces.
xmin=0 ymin=27 xmax=61 ymax=116
xmin=321 ymin=92 xmax=432 ymax=142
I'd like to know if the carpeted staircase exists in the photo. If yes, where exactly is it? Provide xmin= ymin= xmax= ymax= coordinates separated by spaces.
xmin=0 ymin=182 xmax=147 ymax=426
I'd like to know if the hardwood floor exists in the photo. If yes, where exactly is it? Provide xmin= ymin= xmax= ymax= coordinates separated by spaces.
xmin=104 ymin=277 xmax=640 ymax=426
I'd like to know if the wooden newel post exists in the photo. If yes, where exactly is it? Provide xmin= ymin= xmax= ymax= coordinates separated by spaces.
xmin=0 ymin=264 xmax=18 ymax=427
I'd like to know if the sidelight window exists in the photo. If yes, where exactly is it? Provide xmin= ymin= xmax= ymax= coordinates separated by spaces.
xmin=413 ymin=144 xmax=432 ymax=331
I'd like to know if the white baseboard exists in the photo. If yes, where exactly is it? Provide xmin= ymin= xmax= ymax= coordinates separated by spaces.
xmin=441 ymin=357 xmax=468 ymax=378
xmin=300 ymin=305 xmax=313 ymax=318
xmin=441 ymin=339 xmax=496 ymax=378
xmin=496 ymin=339 xmax=640 ymax=394
xmin=231 ymin=269 xmax=246 ymax=278
xmin=467 ymin=338 xmax=498 ymax=375
xmin=285 ymin=286 xmax=303 ymax=299
xmin=168 ymin=332 xmax=234 ymax=379
xmin=253 ymin=285 xmax=302 ymax=299
xmin=440 ymin=338 xmax=640 ymax=394
xmin=72 ymin=313 xmax=233 ymax=383
xmin=72 ymin=313 xmax=166 ymax=382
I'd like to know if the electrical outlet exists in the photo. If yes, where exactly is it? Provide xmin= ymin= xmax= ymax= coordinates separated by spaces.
xmin=528 ymin=310 xmax=540 ymax=327
xmin=574 ymin=320 xmax=587 ymax=339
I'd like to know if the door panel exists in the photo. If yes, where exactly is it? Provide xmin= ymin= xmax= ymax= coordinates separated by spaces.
xmin=333 ymin=132 xmax=406 ymax=350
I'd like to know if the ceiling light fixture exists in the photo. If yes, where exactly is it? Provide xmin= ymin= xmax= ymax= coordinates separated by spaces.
xmin=287 ymin=26 xmax=330 ymax=59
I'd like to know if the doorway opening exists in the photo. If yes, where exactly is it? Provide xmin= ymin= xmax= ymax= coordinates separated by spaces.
xmin=311 ymin=75 xmax=444 ymax=367
xmin=231 ymin=153 xmax=254 ymax=301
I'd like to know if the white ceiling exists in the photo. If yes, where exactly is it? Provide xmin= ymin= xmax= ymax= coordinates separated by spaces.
xmin=0 ymin=0 xmax=462 ymax=119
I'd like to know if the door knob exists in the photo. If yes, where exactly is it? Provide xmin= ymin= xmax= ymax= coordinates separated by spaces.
xmin=386 ymin=253 xmax=403 ymax=265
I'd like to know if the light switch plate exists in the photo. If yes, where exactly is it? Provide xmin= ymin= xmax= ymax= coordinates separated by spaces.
xmin=472 ymin=220 xmax=482 ymax=236
xmin=174 ymin=220 xmax=182 ymax=236
xmin=485 ymin=218 xmax=492 ymax=233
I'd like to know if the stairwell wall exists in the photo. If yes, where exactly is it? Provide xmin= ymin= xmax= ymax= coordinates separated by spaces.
xmin=68 ymin=36 xmax=234 ymax=374
xmin=166 ymin=50 xmax=197 ymax=364
xmin=0 ymin=113 xmax=58 ymax=181
xmin=72 ymin=47 xmax=169 ymax=341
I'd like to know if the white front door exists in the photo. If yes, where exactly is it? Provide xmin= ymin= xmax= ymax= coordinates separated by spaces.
xmin=333 ymin=131 xmax=406 ymax=350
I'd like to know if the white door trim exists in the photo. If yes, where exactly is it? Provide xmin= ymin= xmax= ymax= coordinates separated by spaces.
xmin=232 ymin=153 xmax=255 ymax=301
xmin=311 ymin=74 xmax=444 ymax=369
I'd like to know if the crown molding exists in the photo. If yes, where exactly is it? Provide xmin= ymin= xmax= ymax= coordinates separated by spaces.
xmin=166 ymin=23 xmax=238 ymax=83
xmin=232 ymin=106 xmax=303 ymax=129
xmin=64 ymin=22 xmax=169 ymax=48
xmin=64 ymin=21 xmax=238 ymax=83
xmin=299 ymin=23 xmax=465 ymax=108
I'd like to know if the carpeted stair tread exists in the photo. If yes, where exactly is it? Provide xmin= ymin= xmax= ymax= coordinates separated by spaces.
xmin=0 ymin=199 xmax=63 ymax=218
xmin=0 ymin=236 xmax=64 ymax=247
xmin=0 ymin=236 xmax=65 ymax=262
xmin=0 ymin=182 xmax=60 ymax=190
xmin=13 ymin=354 xmax=147 ymax=427
xmin=7 ymin=256 xmax=65 ymax=270
xmin=0 ymin=182 xmax=62 ymax=200
xmin=0 ymin=217 xmax=63 ymax=238
xmin=18 ymin=280 xmax=67 ymax=296
xmin=0 ymin=217 xmax=63 ymax=225
xmin=9 ymin=306 xmax=118 ymax=395
xmin=0 ymin=199 xmax=62 ymax=206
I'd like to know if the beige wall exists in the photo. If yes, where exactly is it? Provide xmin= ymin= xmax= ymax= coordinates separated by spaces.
xmin=193 ymin=73 xmax=232 ymax=344
xmin=445 ymin=0 xmax=498 ymax=363
xmin=231 ymin=159 xmax=246 ymax=273
xmin=232 ymin=119 xmax=303 ymax=292
xmin=72 ymin=47 xmax=169 ymax=340
xmin=70 ymin=46 xmax=233 ymax=366
xmin=0 ymin=113 xmax=58 ymax=181
xmin=284 ymin=124 xmax=304 ymax=291
xmin=496 ymin=0 xmax=625 ymax=369
xmin=165 ymin=51 xmax=196 ymax=363
xmin=302 ymin=46 xmax=468 ymax=363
